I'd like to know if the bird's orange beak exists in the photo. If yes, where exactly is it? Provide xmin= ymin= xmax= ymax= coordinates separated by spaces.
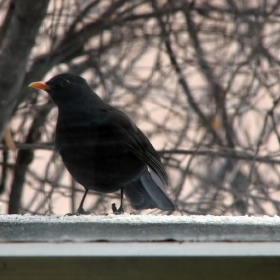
xmin=29 ymin=81 xmax=51 ymax=90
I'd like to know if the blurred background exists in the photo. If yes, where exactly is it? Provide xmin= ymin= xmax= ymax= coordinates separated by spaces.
xmin=0 ymin=0 xmax=280 ymax=215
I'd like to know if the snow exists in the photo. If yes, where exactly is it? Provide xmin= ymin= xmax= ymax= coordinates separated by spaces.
xmin=1 ymin=213 xmax=280 ymax=242
xmin=0 ymin=213 xmax=280 ymax=225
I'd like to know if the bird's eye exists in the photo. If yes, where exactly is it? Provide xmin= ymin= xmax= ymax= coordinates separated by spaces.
xmin=60 ymin=79 xmax=70 ymax=87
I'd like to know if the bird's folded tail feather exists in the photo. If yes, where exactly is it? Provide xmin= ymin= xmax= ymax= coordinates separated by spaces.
xmin=124 ymin=170 xmax=175 ymax=211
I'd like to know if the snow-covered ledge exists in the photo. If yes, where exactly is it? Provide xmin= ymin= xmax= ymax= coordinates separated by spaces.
xmin=1 ymin=214 xmax=280 ymax=242
xmin=2 ymin=214 xmax=280 ymax=280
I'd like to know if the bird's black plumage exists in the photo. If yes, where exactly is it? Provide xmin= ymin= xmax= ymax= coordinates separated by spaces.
xmin=29 ymin=73 xmax=175 ymax=214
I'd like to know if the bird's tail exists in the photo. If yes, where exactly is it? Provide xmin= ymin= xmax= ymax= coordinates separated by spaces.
xmin=123 ymin=170 xmax=175 ymax=211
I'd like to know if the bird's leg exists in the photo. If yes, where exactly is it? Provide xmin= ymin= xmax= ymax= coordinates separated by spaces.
xmin=112 ymin=188 xmax=124 ymax=214
xmin=76 ymin=188 xmax=90 ymax=214
xmin=65 ymin=188 xmax=90 ymax=216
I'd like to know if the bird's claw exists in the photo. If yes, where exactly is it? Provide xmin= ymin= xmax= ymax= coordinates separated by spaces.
xmin=112 ymin=203 xmax=124 ymax=215
xmin=65 ymin=207 xmax=90 ymax=216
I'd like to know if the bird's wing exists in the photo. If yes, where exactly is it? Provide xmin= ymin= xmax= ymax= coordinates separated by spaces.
xmin=107 ymin=108 xmax=168 ymax=187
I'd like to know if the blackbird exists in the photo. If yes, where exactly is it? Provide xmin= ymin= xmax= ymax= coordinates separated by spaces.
xmin=29 ymin=73 xmax=175 ymax=214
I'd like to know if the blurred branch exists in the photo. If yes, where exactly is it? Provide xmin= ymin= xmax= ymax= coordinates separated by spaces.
xmin=151 ymin=0 xmax=223 ymax=145
xmin=8 ymin=101 xmax=53 ymax=214
xmin=0 ymin=0 xmax=50 ymax=137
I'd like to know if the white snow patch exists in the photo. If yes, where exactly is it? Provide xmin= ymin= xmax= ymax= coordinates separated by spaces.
xmin=0 ymin=214 xmax=280 ymax=225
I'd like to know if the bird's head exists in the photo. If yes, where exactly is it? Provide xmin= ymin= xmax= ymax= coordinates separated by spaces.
xmin=29 ymin=73 xmax=91 ymax=107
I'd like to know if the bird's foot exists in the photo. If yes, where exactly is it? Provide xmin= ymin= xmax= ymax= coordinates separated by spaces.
xmin=65 ymin=207 xmax=90 ymax=216
xmin=112 ymin=203 xmax=124 ymax=215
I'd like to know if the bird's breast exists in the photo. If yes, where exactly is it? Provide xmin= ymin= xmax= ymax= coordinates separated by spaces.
xmin=55 ymin=123 xmax=146 ymax=192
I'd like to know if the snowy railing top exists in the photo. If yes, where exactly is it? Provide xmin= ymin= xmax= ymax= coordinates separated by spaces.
xmin=1 ymin=214 xmax=280 ymax=242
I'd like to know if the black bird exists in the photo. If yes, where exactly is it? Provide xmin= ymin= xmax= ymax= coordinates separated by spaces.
xmin=29 ymin=73 xmax=175 ymax=214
